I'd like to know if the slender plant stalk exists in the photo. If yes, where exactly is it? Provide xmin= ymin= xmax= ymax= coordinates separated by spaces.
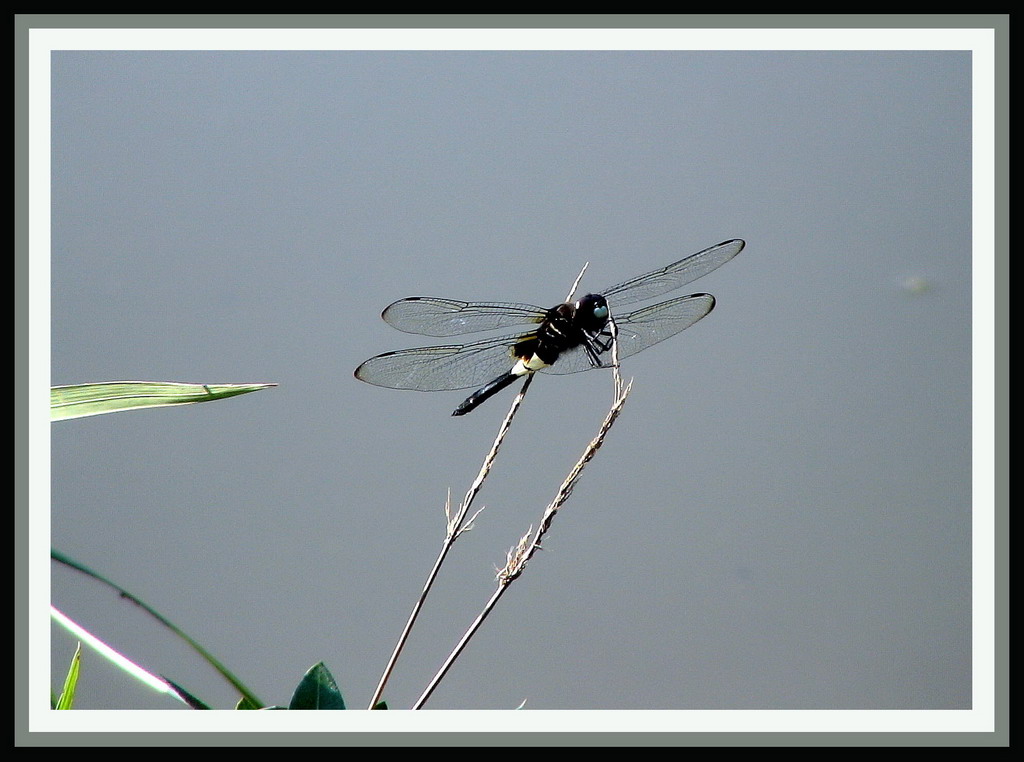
xmin=51 ymin=549 xmax=263 ymax=707
xmin=366 ymin=374 xmax=535 ymax=709
xmin=410 ymin=583 xmax=510 ymax=710
xmin=413 ymin=367 xmax=632 ymax=709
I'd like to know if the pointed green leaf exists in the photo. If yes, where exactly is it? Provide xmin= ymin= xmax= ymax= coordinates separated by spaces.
xmin=162 ymin=677 xmax=212 ymax=709
xmin=55 ymin=642 xmax=82 ymax=710
xmin=51 ymin=381 xmax=277 ymax=421
xmin=289 ymin=662 xmax=346 ymax=710
xmin=235 ymin=695 xmax=261 ymax=710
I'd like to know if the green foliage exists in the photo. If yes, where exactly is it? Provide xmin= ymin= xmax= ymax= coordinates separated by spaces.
xmin=51 ymin=379 xmax=359 ymax=710
xmin=288 ymin=662 xmax=346 ymax=710
xmin=163 ymin=678 xmax=212 ymax=709
xmin=54 ymin=643 xmax=82 ymax=710
xmin=52 ymin=550 xmax=264 ymax=709
xmin=50 ymin=381 xmax=276 ymax=421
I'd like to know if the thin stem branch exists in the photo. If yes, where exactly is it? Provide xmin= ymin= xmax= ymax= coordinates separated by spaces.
xmin=413 ymin=371 xmax=632 ymax=709
xmin=51 ymin=549 xmax=262 ymax=707
xmin=565 ymin=262 xmax=589 ymax=302
xmin=410 ymin=583 xmax=510 ymax=710
xmin=501 ymin=376 xmax=632 ymax=584
xmin=366 ymin=375 xmax=534 ymax=709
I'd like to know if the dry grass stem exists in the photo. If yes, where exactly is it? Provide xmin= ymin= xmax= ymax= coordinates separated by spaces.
xmin=565 ymin=262 xmax=590 ymax=302
xmin=367 ymin=374 xmax=534 ymax=709
xmin=500 ymin=376 xmax=632 ymax=583
xmin=415 ymin=361 xmax=632 ymax=709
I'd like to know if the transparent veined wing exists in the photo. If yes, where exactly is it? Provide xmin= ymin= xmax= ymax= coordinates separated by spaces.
xmin=381 ymin=297 xmax=547 ymax=337
xmin=598 ymin=239 xmax=744 ymax=307
xmin=354 ymin=331 xmax=538 ymax=391
xmin=541 ymin=293 xmax=716 ymax=375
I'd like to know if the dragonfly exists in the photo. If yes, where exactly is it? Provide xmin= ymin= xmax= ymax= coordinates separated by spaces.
xmin=354 ymin=239 xmax=745 ymax=416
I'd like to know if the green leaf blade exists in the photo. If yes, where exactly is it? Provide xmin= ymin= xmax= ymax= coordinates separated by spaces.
xmin=55 ymin=642 xmax=82 ymax=710
xmin=50 ymin=381 xmax=276 ymax=421
xmin=288 ymin=662 xmax=346 ymax=710
xmin=162 ymin=677 xmax=212 ymax=710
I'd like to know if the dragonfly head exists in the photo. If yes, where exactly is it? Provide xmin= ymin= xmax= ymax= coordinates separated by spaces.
xmin=574 ymin=293 xmax=611 ymax=330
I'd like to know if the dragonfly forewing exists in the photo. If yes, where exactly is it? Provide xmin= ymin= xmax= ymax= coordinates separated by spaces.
xmin=382 ymin=297 xmax=547 ymax=337
xmin=599 ymin=239 xmax=744 ymax=307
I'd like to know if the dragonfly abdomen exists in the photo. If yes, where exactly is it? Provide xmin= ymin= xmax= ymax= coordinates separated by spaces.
xmin=451 ymin=371 xmax=520 ymax=416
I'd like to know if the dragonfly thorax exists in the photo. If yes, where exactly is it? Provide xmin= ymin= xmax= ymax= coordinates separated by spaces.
xmin=521 ymin=294 xmax=613 ymax=368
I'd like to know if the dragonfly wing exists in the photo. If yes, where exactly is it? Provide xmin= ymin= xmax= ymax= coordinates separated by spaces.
xmin=354 ymin=332 xmax=535 ymax=391
xmin=540 ymin=293 xmax=717 ymax=375
xmin=599 ymin=239 xmax=744 ymax=307
xmin=613 ymin=293 xmax=717 ymax=358
xmin=381 ymin=297 xmax=547 ymax=336
xmin=535 ymin=344 xmax=602 ymax=376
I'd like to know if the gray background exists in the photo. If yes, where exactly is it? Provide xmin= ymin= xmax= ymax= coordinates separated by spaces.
xmin=50 ymin=50 xmax=971 ymax=711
